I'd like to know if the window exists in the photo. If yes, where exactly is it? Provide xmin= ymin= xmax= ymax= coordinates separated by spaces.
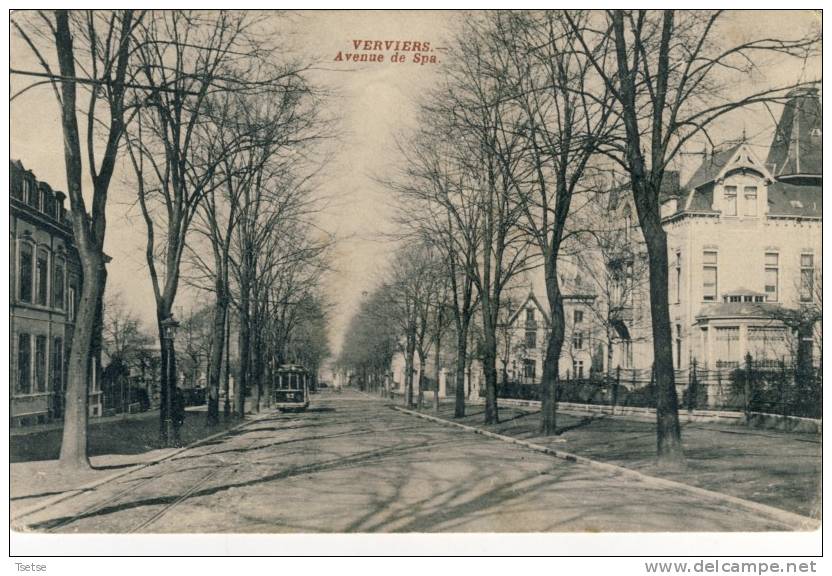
xmin=744 ymin=186 xmax=758 ymax=216
xmin=525 ymin=330 xmax=536 ymax=349
xmin=19 ymin=241 xmax=33 ymax=303
xmin=52 ymin=337 xmax=63 ymax=394
xmin=35 ymin=335 xmax=47 ymax=393
xmin=36 ymin=249 xmax=49 ymax=306
xmin=674 ymin=251 xmax=682 ymax=303
xmin=53 ymin=257 xmax=65 ymax=309
xmin=573 ymin=309 xmax=583 ymax=324
xmin=17 ymin=333 xmax=31 ymax=395
xmin=572 ymin=359 xmax=584 ymax=380
xmin=68 ymin=276 xmax=79 ymax=322
xmin=714 ymin=326 xmax=740 ymax=365
xmin=623 ymin=213 xmax=632 ymax=241
xmin=724 ymin=185 xmax=737 ymax=216
xmin=800 ymin=253 xmax=814 ymax=302
xmin=572 ymin=331 xmax=584 ymax=351
xmin=703 ymin=251 xmax=718 ymax=301
xmin=675 ymin=324 xmax=682 ymax=368
xmin=764 ymin=252 xmax=779 ymax=302
xmin=522 ymin=359 xmax=536 ymax=380
xmin=27 ymin=182 xmax=37 ymax=208
xmin=525 ymin=308 xmax=535 ymax=326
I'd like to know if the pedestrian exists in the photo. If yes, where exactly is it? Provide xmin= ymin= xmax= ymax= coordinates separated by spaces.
xmin=173 ymin=386 xmax=186 ymax=447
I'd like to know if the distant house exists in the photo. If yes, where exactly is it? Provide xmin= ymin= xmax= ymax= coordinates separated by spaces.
xmin=9 ymin=159 xmax=104 ymax=427
xmin=497 ymin=281 xmax=597 ymax=383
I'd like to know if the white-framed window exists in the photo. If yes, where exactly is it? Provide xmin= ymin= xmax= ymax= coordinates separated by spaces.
xmin=724 ymin=185 xmax=737 ymax=216
xmin=744 ymin=186 xmax=758 ymax=216
xmin=572 ymin=331 xmax=584 ymax=351
xmin=703 ymin=250 xmax=718 ymax=301
xmin=574 ymin=309 xmax=583 ymax=324
xmin=800 ymin=253 xmax=815 ymax=302
xmin=674 ymin=250 xmax=682 ymax=304
xmin=675 ymin=324 xmax=682 ymax=368
xmin=525 ymin=330 xmax=536 ymax=349
xmin=68 ymin=286 xmax=76 ymax=322
xmin=572 ymin=359 xmax=584 ymax=380
xmin=764 ymin=252 xmax=779 ymax=302
xmin=715 ymin=326 xmax=740 ymax=365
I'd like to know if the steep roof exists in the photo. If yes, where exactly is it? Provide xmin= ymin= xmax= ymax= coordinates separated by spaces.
xmin=685 ymin=143 xmax=744 ymax=191
xmin=766 ymin=87 xmax=822 ymax=178
xmin=507 ymin=290 xmax=550 ymax=327
xmin=608 ymin=170 xmax=681 ymax=211
xmin=767 ymin=180 xmax=822 ymax=217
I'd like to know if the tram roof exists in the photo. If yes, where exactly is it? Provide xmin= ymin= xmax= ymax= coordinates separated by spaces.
xmin=276 ymin=364 xmax=308 ymax=373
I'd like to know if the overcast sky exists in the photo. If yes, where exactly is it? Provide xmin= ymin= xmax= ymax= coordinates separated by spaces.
xmin=8 ymin=10 xmax=819 ymax=355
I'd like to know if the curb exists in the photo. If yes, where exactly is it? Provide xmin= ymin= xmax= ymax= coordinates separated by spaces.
xmin=392 ymin=406 xmax=820 ymax=531
xmin=11 ymin=409 xmax=276 ymax=523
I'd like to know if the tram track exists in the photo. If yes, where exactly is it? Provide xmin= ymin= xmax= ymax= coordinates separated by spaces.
xmin=37 ymin=414 xmax=300 ymax=533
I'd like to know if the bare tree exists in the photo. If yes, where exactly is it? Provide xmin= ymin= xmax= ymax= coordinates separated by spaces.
xmin=566 ymin=9 xmax=820 ymax=462
xmin=568 ymin=185 xmax=651 ymax=398
xmin=440 ymin=15 xmax=535 ymax=424
xmin=124 ymin=11 xmax=318 ymax=439
xmin=391 ymin=125 xmax=482 ymax=417
xmin=12 ymin=10 xmax=142 ymax=469
xmin=480 ymin=11 xmax=617 ymax=434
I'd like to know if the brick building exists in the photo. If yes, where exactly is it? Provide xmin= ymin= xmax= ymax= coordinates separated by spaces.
xmin=9 ymin=159 xmax=103 ymax=427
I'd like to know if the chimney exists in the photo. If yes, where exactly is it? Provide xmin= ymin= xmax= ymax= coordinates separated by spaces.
xmin=55 ymin=191 xmax=66 ymax=222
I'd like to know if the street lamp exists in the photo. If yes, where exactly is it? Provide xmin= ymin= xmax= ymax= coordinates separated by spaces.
xmin=160 ymin=316 xmax=179 ymax=446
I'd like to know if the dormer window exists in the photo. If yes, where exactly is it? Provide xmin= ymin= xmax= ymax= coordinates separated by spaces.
xmin=724 ymin=186 xmax=737 ymax=216
xmin=743 ymin=186 xmax=758 ymax=216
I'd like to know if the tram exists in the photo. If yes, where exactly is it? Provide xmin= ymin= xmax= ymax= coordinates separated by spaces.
xmin=273 ymin=364 xmax=310 ymax=411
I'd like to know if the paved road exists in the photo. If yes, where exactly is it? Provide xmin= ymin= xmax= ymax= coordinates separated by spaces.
xmin=19 ymin=390 xmax=799 ymax=533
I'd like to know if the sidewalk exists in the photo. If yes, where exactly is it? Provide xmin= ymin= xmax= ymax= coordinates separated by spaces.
xmin=10 ymin=407 xmax=243 ymax=518
xmin=410 ymin=400 xmax=821 ymax=519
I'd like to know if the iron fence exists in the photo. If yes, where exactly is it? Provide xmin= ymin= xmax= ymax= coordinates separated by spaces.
xmin=492 ymin=355 xmax=822 ymax=419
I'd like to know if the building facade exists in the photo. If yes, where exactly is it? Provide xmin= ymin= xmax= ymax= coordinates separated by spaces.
xmin=9 ymin=159 xmax=103 ymax=427
xmin=601 ymin=88 xmax=821 ymax=398
xmin=497 ymin=283 xmax=598 ymax=383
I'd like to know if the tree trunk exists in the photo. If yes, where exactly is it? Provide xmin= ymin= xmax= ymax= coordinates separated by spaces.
xmin=59 ymin=258 xmax=104 ymax=470
xmin=454 ymin=318 xmax=468 ymax=418
xmin=433 ymin=332 xmax=442 ymax=413
xmin=541 ymin=267 xmax=565 ymax=435
xmin=223 ymin=311 xmax=231 ymax=418
xmin=237 ymin=304 xmax=249 ymax=418
xmin=404 ymin=332 xmax=416 ymax=407
xmin=416 ymin=348 xmax=426 ymax=409
xmin=640 ymin=209 xmax=683 ymax=462
xmin=482 ymin=324 xmax=499 ymax=425
xmin=207 ymin=292 xmax=227 ymax=425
